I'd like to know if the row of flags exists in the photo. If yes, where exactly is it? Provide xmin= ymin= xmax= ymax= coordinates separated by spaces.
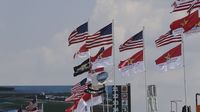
xmin=154 ymin=0 xmax=200 ymax=72
xmin=66 ymin=23 xmax=112 ymax=111
xmin=169 ymin=0 xmax=200 ymax=110
xmin=69 ymin=11 xmax=200 ymax=75
xmin=65 ymin=1 xmax=200 ymax=111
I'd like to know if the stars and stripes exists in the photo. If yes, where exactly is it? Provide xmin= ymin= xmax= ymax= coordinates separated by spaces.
xmin=188 ymin=0 xmax=200 ymax=12
xmin=86 ymin=23 xmax=112 ymax=49
xmin=68 ymin=22 xmax=88 ymax=46
xmin=65 ymin=78 xmax=91 ymax=102
xmin=119 ymin=31 xmax=143 ymax=52
xmin=71 ymin=78 xmax=91 ymax=94
xmin=155 ymin=30 xmax=182 ymax=47
xmin=171 ymin=0 xmax=195 ymax=12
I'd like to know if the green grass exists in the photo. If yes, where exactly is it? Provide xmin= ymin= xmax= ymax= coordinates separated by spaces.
xmin=0 ymin=98 xmax=72 ymax=112
xmin=43 ymin=101 xmax=72 ymax=112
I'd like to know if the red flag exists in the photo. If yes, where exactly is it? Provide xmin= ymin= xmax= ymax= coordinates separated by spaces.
xmin=155 ymin=44 xmax=182 ymax=72
xmin=170 ymin=10 xmax=199 ymax=33
xmin=73 ymin=43 xmax=89 ymax=59
xmin=91 ymin=46 xmax=112 ymax=69
xmin=118 ymin=50 xmax=144 ymax=75
xmin=185 ymin=21 xmax=200 ymax=34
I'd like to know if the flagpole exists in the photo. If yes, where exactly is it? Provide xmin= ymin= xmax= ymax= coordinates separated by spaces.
xmin=87 ymin=19 xmax=94 ymax=112
xmin=112 ymin=19 xmax=117 ymax=112
xmin=103 ymin=93 xmax=105 ymax=112
xmin=91 ymin=94 xmax=94 ymax=112
xmin=143 ymin=26 xmax=149 ymax=112
xmin=182 ymin=33 xmax=188 ymax=112
xmin=106 ymin=86 xmax=109 ymax=112
xmin=182 ymin=9 xmax=190 ymax=112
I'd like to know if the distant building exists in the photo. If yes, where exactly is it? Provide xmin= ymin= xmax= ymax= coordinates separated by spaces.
xmin=0 ymin=87 xmax=15 ymax=91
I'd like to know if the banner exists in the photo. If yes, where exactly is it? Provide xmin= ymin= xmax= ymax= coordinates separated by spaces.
xmin=147 ymin=85 xmax=158 ymax=112
xmin=112 ymin=84 xmax=131 ymax=112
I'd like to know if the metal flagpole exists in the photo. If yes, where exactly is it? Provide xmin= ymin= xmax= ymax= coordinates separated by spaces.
xmin=87 ymin=19 xmax=94 ymax=112
xmin=112 ymin=19 xmax=117 ymax=112
xmin=143 ymin=26 xmax=149 ymax=112
xmin=41 ymin=103 xmax=44 ymax=112
xmin=182 ymin=33 xmax=188 ymax=112
xmin=91 ymin=94 xmax=94 ymax=112
xmin=111 ymin=1 xmax=117 ymax=111
xmin=106 ymin=86 xmax=109 ymax=112
xmin=103 ymin=94 xmax=105 ymax=112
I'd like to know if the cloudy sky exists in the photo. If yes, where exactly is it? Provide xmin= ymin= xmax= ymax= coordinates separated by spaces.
xmin=1 ymin=0 xmax=200 ymax=111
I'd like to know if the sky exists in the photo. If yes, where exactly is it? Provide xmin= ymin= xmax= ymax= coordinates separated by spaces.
xmin=0 ymin=0 xmax=200 ymax=112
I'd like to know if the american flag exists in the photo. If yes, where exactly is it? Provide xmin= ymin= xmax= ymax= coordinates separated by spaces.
xmin=65 ymin=78 xmax=91 ymax=102
xmin=155 ymin=30 xmax=182 ymax=47
xmin=171 ymin=0 xmax=195 ymax=12
xmin=86 ymin=23 xmax=112 ymax=49
xmin=188 ymin=0 xmax=200 ymax=12
xmin=68 ymin=22 xmax=88 ymax=46
xmin=71 ymin=78 xmax=91 ymax=94
xmin=119 ymin=31 xmax=143 ymax=52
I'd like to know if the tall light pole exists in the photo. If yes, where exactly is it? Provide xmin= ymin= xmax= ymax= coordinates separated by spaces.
xmin=170 ymin=100 xmax=182 ymax=112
